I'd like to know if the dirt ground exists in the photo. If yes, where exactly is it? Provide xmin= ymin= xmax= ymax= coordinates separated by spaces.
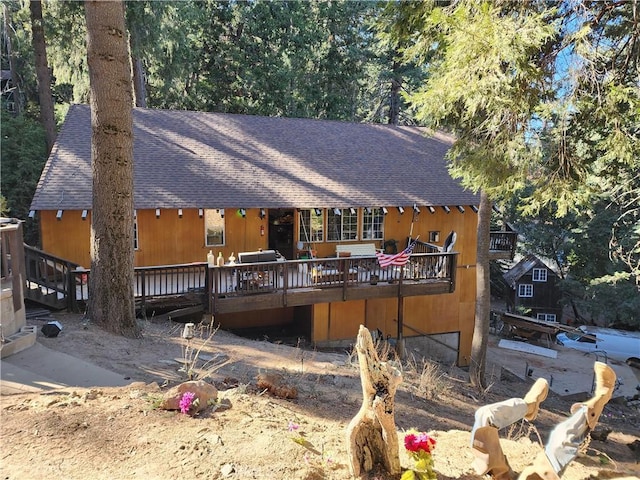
xmin=1 ymin=312 xmax=639 ymax=480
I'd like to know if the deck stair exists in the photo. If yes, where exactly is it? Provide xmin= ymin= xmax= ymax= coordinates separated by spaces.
xmin=23 ymin=245 xmax=80 ymax=310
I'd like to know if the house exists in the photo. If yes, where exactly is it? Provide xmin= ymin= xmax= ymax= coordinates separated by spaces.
xmin=503 ymin=254 xmax=563 ymax=323
xmin=29 ymin=104 xmax=483 ymax=364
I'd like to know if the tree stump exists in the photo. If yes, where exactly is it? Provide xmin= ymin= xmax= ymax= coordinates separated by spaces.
xmin=346 ymin=325 xmax=402 ymax=478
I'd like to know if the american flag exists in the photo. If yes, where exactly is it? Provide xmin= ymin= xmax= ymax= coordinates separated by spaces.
xmin=376 ymin=239 xmax=417 ymax=268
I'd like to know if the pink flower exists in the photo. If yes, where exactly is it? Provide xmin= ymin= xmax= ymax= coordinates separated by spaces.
xmin=404 ymin=431 xmax=436 ymax=454
xmin=179 ymin=391 xmax=196 ymax=414
xmin=287 ymin=421 xmax=299 ymax=432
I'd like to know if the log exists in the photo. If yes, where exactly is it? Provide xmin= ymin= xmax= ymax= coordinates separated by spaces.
xmin=346 ymin=325 xmax=402 ymax=478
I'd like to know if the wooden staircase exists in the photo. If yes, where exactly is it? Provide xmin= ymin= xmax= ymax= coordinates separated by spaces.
xmin=23 ymin=245 xmax=80 ymax=310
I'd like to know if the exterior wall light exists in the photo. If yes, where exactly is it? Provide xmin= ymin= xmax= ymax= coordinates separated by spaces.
xmin=155 ymin=208 xmax=161 ymax=218
xmin=442 ymin=206 xmax=451 ymax=214
xmin=81 ymin=210 xmax=88 ymax=220
xmin=56 ymin=210 xmax=63 ymax=220
xmin=428 ymin=206 xmax=436 ymax=214
xmin=397 ymin=206 xmax=405 ymax=214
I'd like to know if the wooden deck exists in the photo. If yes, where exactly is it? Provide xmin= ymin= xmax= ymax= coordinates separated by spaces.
xmin=59 ymin=253 xmax=458 ymax=314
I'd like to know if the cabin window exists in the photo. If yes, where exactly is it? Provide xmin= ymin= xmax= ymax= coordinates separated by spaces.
xmin=298 ymin=209 xmax=324 ymax=242
xmin=518 ymin=284 xmax=533 ymax=297
xmin=327 ymin=208 xmax=357 ymax=241
xmin=133 ymin=215 xmax=138 ymax=250
xmin=362 ymin=208 xmax=384 ymax=240
xmin=536 ymin=313 xmax=557 ymax=322
xmin=204 ymin=209 xmax=225 ymax=246
xmin=532 ymin=268 xmax=547 ymax=282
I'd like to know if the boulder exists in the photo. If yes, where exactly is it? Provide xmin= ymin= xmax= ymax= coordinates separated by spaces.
xmin=161 ymin=380 xmax=218 ymax=413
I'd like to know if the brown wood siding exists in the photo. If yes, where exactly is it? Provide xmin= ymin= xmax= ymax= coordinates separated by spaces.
xmin=40 ymin=210 xmax=92 ymax=267
xmin=40 ymin=206 xmax=475 ymax=265
xmin=312 ymin=303 xmax=330 ymax=341
xmin=135 ymin=208 xmax=270 ymax=267
xmin=328 ymin=301 xmax=364 ymax=340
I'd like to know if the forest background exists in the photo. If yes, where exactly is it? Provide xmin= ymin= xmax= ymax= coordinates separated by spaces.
xmin=1 ymin=0 xmax=638 ymax=330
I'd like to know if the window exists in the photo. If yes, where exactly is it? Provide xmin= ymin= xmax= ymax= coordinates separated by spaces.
xmin=518 ymin=284 xmax=533 ymax=297
xmin=133 ymin=215 xmax=139 ymax=250
xmin=327 ymin=208 xmax=357 ymax=241
xmin=204 ymin=209 xmax=225 ymax=246
xmin=362 ymin=208 xmax=384 ymax=240
xmin=299 ymin=209 xmax=324 ymax=242
xmin=532 ymin=268 xmax=547 ymax=282
xmin=536 ymin=313 xmax=557 ymax=322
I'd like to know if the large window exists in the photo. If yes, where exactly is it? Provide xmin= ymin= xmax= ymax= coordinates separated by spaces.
xmin=532 ymin=268 xmax=547 ymax=282
xmin=518 ymin=284 xmax=533 ymax=297
xmin=298 ymin=209 xmax=324 ymax=243
xmin=204 ymin=209 xmax=225 ymax=246
xmin=362 ymin=207 xmax=384 ymax=240
xmin=327 ymin=208 xmax=357 ymax=241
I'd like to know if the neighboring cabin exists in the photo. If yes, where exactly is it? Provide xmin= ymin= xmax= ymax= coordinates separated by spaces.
xmin=30 ymin=104 xmax=481 ymax=364
xmin=503 ymin=254 xmax=563 ymax=323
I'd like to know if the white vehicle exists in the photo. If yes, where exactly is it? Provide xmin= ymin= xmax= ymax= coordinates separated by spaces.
xmin=556 ymin=325 xmax=640 ymax=366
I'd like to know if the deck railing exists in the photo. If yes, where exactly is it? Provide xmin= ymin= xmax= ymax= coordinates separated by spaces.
xmin=410 ymin=237 xmax=441 ymax=254
xmin=489 ymin=231 xmax=518 ymax=258
xmin=24 ymin=244 xmax=80 ymax=310
xmin=67 ymin=252 xmax=458 ymax=313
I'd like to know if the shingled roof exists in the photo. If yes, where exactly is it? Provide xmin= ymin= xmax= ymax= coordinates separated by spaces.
xmin=30 ymin=104 xmax=479 ymax=211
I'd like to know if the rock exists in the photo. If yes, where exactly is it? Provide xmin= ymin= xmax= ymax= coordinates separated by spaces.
xmin=256 ymin=372 xmax=298 ymax=399
xmin=160 ymin=380 xmax=218 ymax=412
xmin=590 ymin=427 xmax=611 ymax=442
xmin=220 ymin=463 xmax=235 ymax=477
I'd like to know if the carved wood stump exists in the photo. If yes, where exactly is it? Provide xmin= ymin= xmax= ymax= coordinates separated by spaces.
xmin=346 ymin=325 xmax=402 ymax=478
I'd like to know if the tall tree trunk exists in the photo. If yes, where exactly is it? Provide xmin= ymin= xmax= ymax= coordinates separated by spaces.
xmin=470 ymin=190 xmax=491 ymax=388
xmin=29 ymin=0 xmax=56 ymax=153
xmin=128 ymin=24 xmax=147 ymax=107
xmin=388 ymin=59 xmax=401 ymax=125
xmin=85 ymin=0 xmax=139 ymax=338
xmin=3 ymin=3 xmax=21 ymax=115
xmin=131 ymin=55 xmax=147 ymax=107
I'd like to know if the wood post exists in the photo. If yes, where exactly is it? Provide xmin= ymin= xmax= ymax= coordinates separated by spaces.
xmin=346 ymin=325 xmax=402 ymax=478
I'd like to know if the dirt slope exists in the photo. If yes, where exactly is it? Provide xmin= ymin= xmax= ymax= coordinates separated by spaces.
xmin=1 ymin=313 xmax=639 ymax=480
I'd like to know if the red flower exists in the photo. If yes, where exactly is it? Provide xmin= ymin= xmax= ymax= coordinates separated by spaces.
xmin=404 ymin=431 xmax=436 ymax=454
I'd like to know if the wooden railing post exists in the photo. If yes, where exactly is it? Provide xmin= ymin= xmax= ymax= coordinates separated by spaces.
xmin=449 ymin=253 xmax=457 ymax=292
xmin=140 ymin=270 xmax=146 ymax=316
xmin=282 ymin=262 xmax=288 ymax=307
xmin=67 ymin=264 xmax=76 ymax=311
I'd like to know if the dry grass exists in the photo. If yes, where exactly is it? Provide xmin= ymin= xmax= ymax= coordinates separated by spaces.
xmin=179 ymin=318 xmax=231 ymax=380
